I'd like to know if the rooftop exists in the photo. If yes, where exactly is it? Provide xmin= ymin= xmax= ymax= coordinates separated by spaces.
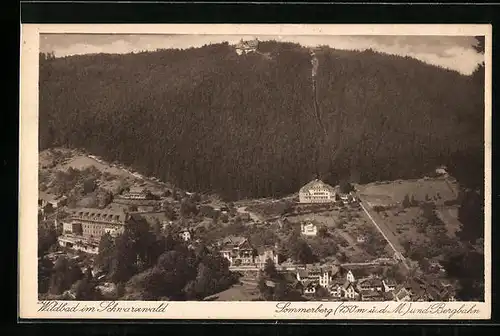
xmin=70 ymin=207 xmax=128 ymax=223
xmin=236 ymin=38 xmax=259 ymax=49
xmin=300 ymin=179 xmax=337 ymax=193
xmin=219 ymin=236 xmax=249 ymax=248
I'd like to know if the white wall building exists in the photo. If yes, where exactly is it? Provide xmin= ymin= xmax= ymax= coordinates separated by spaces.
xmin=299 ymin=179 xmax=337 ymax=203
xmin=301 ymin=222 xmax=318 ymax=237
xmin=235 ymin=38 xmax=259 ymax=55
xmin=179 ymin=229 xmax=192 ymax=242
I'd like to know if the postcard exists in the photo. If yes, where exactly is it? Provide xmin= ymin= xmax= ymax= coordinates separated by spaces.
xmin=19 ymin=24 xmax=491 ymax=320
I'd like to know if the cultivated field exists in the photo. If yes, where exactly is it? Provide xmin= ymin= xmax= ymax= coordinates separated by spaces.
xmin=286 ymin=206 xmax=393 ymax=262
xmin=357 ymin=177 xmax=459 ymax=207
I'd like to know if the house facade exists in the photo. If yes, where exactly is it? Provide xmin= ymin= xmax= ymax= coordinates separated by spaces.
xmin=235 ymin=38 xmax=259 ymax=55
xmin=63 ymin=208 xmax=128 ymax=239
xmin=299 ymin=179 xmax=337 ymax=204
xmin=58 ymin=234 xmax=100 ymax=254
xmin=219 ymin=236 xmax=255 ymax=266
xmin=39 ymin=191 xmax=67 ymax=212
xmin=301 ymin=222 xmax=318 ymax=236
xmin=296 ymin=265 xmax=340 ymax=292
xmin=294 ymin=264 xmax=398 ymax=301
xmin=118 ymin=187 xmax=152 ymax=201
xmin=179 ymin=228 xmax=192 ymax=242
xmin=255 ymin=247 xmax=279 ymax=269
xmin=58 ymin=211 xmax=148 ymax=254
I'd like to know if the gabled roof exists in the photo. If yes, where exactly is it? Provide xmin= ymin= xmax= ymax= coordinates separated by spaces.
xmin=219 ymin=236 xmax=252 ymax=249
xmin=394 ymin=287 xmax=412 ymax=300
xmin=359 ymin=277 xmax=383 ymax=289
xmin=236 ymin=38 xmax=259 ymax=49
xmin=128 ymin=186 xmax=147 ymax=194
xmin=343 ymin=280 xmax=355 ymax=290
xmin=299 ymin=179 xmax=336 ymax=193
xmin=70 ymin=207 xmax=128 ymax=223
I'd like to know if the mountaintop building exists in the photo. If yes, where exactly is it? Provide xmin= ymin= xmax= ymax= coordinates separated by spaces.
xmin=235 ymin=38 xmax=259 ymax=55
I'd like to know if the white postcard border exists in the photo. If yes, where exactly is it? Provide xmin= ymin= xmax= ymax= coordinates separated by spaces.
xmin=19 ymin=24 xmax=492 ymax=320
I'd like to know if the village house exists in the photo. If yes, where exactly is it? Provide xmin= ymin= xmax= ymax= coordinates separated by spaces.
xmin=117 ymin=187 xmax=153 ymax=201
xmin=358 ymin=277 xmax=384 ymax=292
xmin=299 ymin=179 xmax=337 ymax=204
xmin=356 ymin=235 xmax=367 ymax=243
xmin=342 ymin=281 xmax=361 ymax=300
xmin=435 ymin=165 xmax=449 ymax=176
xmin=328 ymin=281 xmax=345 ymax=298
xmin=300 ymin=221 xmax=318 ymax=236
xmin=296 ymin=264 xmax=341 ymax=293
xmin=337 ymin=191 xmax=357 ymax=205
xmin=218 ymin=236 xmax=255 ymax=266
xmin=235 ymin=38 xmax=259 ymax=55
xmin=179 ymin=228 xmax=192 ymax=242
xmin=39 ymin=191 xmax=67 ymax=212
xmin=392 ymin=285 xmax=413 ymax=302
xmin=327 ymin=268 xmax=396 ymax=301
xmin=303 ymin=281 xmax=320 ymax=295
xmin=255 ymin=246 xmax=279 ymax=269
xmin=382 ymin=279 xmax=397 ymax=292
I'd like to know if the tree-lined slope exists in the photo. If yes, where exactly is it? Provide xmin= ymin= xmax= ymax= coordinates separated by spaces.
xmin=39 ymin=41 xmax=484 ymax=200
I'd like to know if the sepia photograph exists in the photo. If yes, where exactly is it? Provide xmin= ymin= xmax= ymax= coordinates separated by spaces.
xmin=19 ymin=24 xmax=491 ymax=319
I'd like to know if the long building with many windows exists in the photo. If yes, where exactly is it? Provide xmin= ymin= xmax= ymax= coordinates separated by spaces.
xmin=298 ymin=179 xmax=337 ymax=203
xmin=63 ymin=207 xmax=129 ymax=239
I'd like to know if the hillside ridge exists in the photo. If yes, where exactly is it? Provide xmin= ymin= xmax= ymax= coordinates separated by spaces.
xmin=39 ymin=41 xmax=484 ymax=201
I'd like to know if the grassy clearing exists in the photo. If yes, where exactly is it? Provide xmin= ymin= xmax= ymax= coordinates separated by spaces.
xmin=357 ymin=178 xmax=458 ymax=207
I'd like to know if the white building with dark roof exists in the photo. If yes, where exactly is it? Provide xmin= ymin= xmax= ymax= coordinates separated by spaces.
xmin=64 ymin=207 xmax=129 ymax=239
xmin=179 ymin=228 xmax=192 ymax=242
xmin=235 ymin=38 xmax=259 ymax=55
xmin=299 ymin=179 xmax=337 ymax=204
xmin=219 ymin=236 xmax=255 ymax=266
xmin=300 ymin=221 xmax=318 ymax=237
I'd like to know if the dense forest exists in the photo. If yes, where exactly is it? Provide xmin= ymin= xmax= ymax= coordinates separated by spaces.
xmin=39 ymin=39 xmax=485 ymax=200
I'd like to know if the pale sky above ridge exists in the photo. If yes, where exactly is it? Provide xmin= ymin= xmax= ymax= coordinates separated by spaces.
xmin=40 ymin=34 xmax=484 ymax=76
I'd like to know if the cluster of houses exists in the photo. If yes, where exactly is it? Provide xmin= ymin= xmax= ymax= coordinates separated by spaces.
xmin=217 ymin=236 xmax=279 ymax=269
xmin=293 ymin=265 xmax=395 ymax=301
xmin=281 ymin=262 xmax=455 ymax=302
xmin=38 ymin=191 xmax=68 ymax=218
xmin=39 ymin=174 xmax=458 ymax=302
xmin=213 ymin=234 xmax=456 ymax=302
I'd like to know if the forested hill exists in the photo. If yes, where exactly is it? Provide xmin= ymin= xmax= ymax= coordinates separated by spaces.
xmin=39 ymin=41 xmax=484 ymax=200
